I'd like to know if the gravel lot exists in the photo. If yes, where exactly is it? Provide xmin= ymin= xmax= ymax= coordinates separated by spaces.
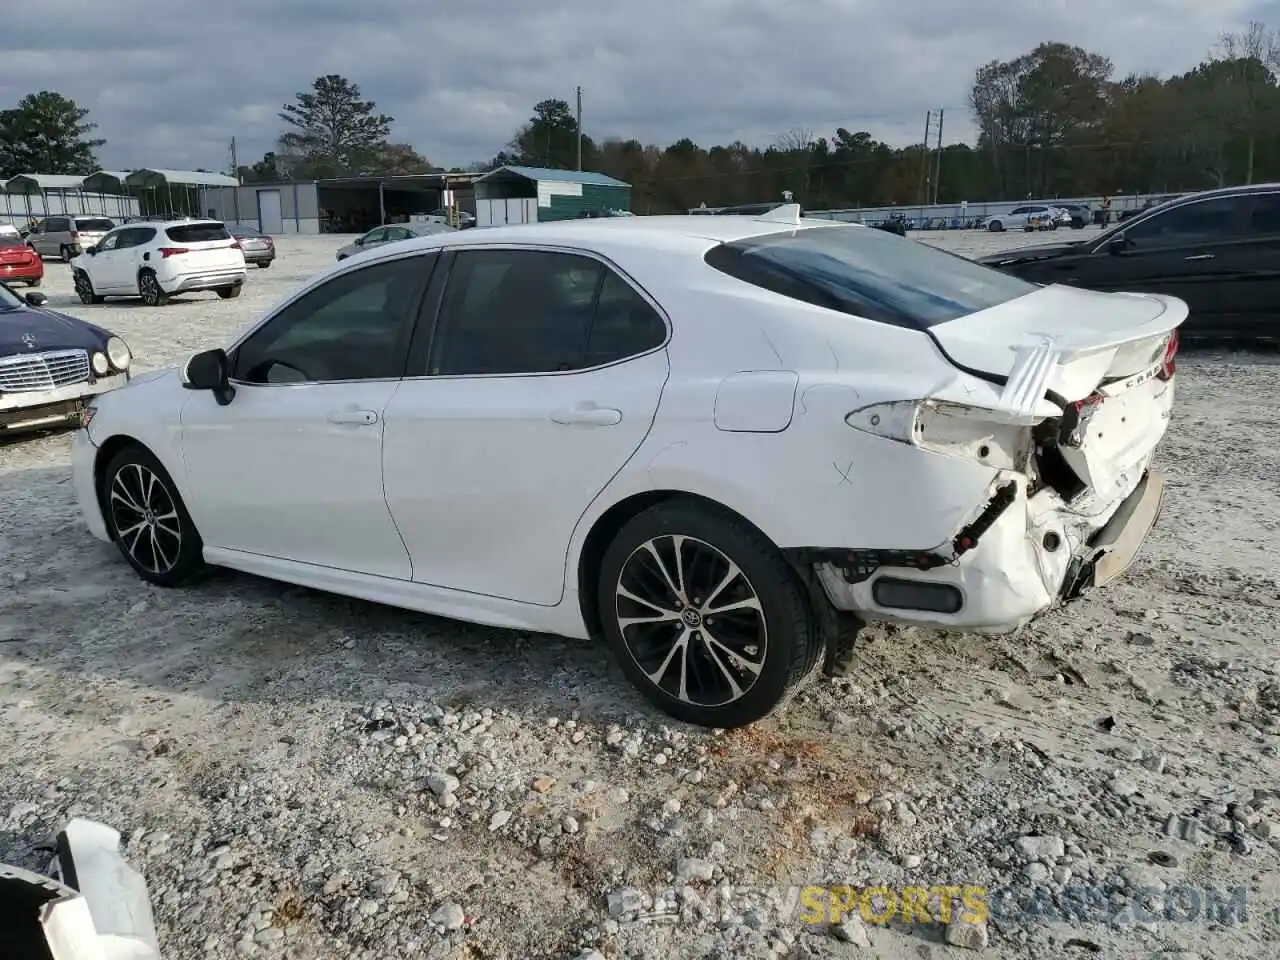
xmin=1 ymin=226 xmax=1277 ymax=960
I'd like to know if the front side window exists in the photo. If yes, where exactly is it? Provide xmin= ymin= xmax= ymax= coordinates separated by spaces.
xmin=363 ymin=228 xmax=389 ymax=245
xmin=232 ymin=254 xmax=433 ymax=384
xmin=46 ymin=218 xmax=69 ymax=232
xmin=428 ymin=249 xmax=665 ymax=376
xmin=1124 ymin=197 xmax=1241 ymax=247
xmin=97 ymin=232 xmax=121 ymax=252
xmin=704 ymin=224 xmax=1038 ymax=329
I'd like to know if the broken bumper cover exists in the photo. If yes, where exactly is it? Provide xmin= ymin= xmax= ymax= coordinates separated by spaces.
xmin=0 ymin=375 xmax=128 ymax=432
xmin=809 ymin=466 xmax=1166 ymax=633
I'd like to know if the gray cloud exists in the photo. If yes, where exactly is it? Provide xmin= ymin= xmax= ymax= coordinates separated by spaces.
xmin=0 ymin=0 xmax=1267 ymax=172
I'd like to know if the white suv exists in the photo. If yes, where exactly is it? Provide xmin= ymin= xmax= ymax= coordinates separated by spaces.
xmin=69 ymin=219 xmax=247 ymax=306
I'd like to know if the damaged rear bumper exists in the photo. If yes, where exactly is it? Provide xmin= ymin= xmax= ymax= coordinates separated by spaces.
xmin=798 ymin=465 xmax=1166 ymax=633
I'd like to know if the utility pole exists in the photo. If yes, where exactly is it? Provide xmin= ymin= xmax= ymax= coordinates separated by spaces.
xmin=932 ymin=108 xmax=944 ymax=205
xmin=230 ymin=137 xmax=241 ymax=184
xmin=575 ymin=86 xmax=583 ymax=171
xmin=917 ymin=110 xmax=933 ymax=211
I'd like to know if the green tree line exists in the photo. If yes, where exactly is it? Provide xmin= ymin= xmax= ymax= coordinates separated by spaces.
xmin=6 ymin=22 xmax=1280 ymax=213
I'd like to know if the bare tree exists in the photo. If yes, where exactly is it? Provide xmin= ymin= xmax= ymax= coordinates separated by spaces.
xmin=1213 ymin=21 xmax=1279 ymax=183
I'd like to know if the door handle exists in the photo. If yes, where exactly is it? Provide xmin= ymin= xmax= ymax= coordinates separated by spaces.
xmin=550 ymin=404 xmax=622 ymax=426
xmin=327 ymin=409 xmax=379 ymax=426
xmin=1184 ymin=253 xmax=1215 ymax=261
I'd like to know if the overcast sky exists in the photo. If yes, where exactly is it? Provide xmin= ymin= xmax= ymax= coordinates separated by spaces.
xmin=1 ymin=0 xmax=1272 ymax=173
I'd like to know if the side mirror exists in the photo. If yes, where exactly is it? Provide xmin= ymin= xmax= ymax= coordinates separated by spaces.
xmin=24 ymin=291 xmax=48 ymax=307
xmin=86 ymin=245 xmax=98 ymax=255
xmin=1107 ymin=237 xmax=1129 ymax=255
xmin=182 ymin=348 xmax=235 ymax=406
xmin=354 ymin=238 xmax=364 ymax=246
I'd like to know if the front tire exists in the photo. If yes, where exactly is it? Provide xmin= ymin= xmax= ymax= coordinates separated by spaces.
xmin=100 ymin=445 xmax=205 ymax=587
xmin=216 ymin=284 xmax=242 ymax=299
xmin=988 ymin=221 xmax=1003 ymax=232
xmin=73 ymin=269 xmax=104 ymax=305
xmin=138 ymin=269 xmax=169 ymax=306
xmin=597 ymin=501 xmax=823 ymax=729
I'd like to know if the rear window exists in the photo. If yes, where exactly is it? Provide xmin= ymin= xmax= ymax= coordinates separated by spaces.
xmin=0 ymin=236 xmax=24 ymax=247
xmin=703 ymin=224 xmax=1038 ymax=329
xmin=75 ymin=218 xmax=115 ymax=232
xmin=166 ymin=222 xmax=231 ymax=243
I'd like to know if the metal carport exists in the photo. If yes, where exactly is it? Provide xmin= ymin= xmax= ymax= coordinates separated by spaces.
xmin=125 ymin=169 xmax=240 ymax=218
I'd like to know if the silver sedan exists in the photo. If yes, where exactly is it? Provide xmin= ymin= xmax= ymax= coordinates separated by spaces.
xmin=335 ymin=222 xmax=456 ymax=261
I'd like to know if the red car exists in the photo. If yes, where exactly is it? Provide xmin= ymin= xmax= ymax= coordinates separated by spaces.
xmin=0 ymin=236 xmax=43 ymax=287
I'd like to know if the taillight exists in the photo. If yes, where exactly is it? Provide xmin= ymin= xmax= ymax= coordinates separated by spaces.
xmin=1157 ymin=330 xmax=1179 ymax=381
xmin=158 ymin=247 xmax=189 ymax=258
xmin=69 ymin=231 xmax=80 ymax=241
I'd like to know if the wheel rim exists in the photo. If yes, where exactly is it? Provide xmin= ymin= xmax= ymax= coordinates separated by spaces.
xmin=615 ymin=535 xmax=767 ymax=708
xmin=108 ymin=463 xmax=182 ymax=575
xmin=141 ymin=275 xmax=159 ymax=302
xmin=74 ymin=273 xmax=92 ymax=300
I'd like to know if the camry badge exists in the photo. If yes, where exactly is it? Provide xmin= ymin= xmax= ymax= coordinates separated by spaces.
xmin=21 ymin=332 xmax=37 ymax=349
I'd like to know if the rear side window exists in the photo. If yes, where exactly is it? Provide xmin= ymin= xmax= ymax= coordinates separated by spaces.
xmin=703 ymin=225 xmax=1038 ymax=329
xmin=1247 ymin=194 xmax=1280 ymax=234
xmin=167 ymin=222 xmax=231 ymax=243
xmin=75 ymin=218 xmax=115 ymax=232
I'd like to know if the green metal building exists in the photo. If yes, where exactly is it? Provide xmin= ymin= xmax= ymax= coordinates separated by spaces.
xmin=473 ymin=166 xmax=631 ymax=227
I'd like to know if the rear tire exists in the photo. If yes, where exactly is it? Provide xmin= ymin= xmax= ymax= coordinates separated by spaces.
xmin=100 ymin=444 xmax=206 ymax=588
xmin=27 ymin=277 xmax=41 ymax=288
xmin=59 ymin=244 xmax=74 ymax=262
xmin=217 ymin=284 xmax=242 ymax=299
xmin=596 ymin=501 xmax=823 ymax=729
xmin=73 ymin=269 xmax=104 ymax=305
xmin=257 ymin=261 xmax=272 ymax=269
xmin=138 ymin=269 xmax=169 ymax=306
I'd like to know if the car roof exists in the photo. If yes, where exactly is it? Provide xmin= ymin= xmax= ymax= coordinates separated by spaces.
xmin=120 ymin=218 xmax=224 ymax=229
xmin=382 ymin=214 xmax=846 ymax=257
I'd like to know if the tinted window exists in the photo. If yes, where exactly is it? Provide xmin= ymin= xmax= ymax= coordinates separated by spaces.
xmin=430 ymin=250 xmax=601 ymax=375
xmin=1125 ymin=197 xmax=1239 ymax=246
xmin=116 ymin=227 xmax=155 ymax=249
xmin=703 ymin=225 xmax=1038 ymax=330
xmin=75 ymin=218 xmax=115 ymax=232
xmin=97 ymin=232 xmax=121 ymax=251
xmin=232 ymin=254 xmax=431 ymax=384
xmin=0 ymin=236 xmax=23 ymax=248
xmin=45 ymin=217 xmax=70 ymax=232
xmin=428 ymin=250 xmax=663 ymax=376
xmin=1247 ymin=194 xmax=1280 ymax=234
xmin=166 ymin=222 xmax=231 ymax=243
xmin=585 ymin=270 xmax=667 ymax=366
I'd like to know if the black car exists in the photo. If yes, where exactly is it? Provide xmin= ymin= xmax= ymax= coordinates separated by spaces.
xmin=976 ymin=184 xmax=1280 ymax=342
xmin=0 ymin=284 xmax=133 ymax=433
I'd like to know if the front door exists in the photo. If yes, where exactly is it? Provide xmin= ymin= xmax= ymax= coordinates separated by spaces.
xmin=382 ymin=247 xmax=670 ymax=605
xmin=178 ymin=251 xmax=436 ymax=579
xmin=87 ymin=231 xmax=128 ymax=290
xmin=1073 ymin=194 xmax=1246 ymax=333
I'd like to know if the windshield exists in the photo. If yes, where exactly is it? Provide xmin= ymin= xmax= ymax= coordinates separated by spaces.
xmin=0 ymin=282 xmax=25 ymax=309
xmin=75 ymin=218 xmax=115 ymax=232
xmin=704 ymin=223 xmax=1038 ymax=329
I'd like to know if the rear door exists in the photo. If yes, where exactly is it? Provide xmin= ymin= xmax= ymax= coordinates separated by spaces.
xmin=381 ymin=246 xmax=670 ymax=605
xmin=160 ymin=221 xmax=244 ymax=272
xmin=33 ymin=217 xmax=68 ymax=257
xmin=1216 ymin=191 xmax=1280 ymax=340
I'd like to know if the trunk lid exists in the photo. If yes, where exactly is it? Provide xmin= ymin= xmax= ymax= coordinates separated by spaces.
xmin=928 ymin=283 xmax=1185 ymax=409
xmin=0 ymin=245 xmax=35 ymax=263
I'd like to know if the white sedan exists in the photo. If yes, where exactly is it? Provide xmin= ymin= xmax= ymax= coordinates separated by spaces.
xmin=71 ymin=207 xmax=1182 ymax=728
